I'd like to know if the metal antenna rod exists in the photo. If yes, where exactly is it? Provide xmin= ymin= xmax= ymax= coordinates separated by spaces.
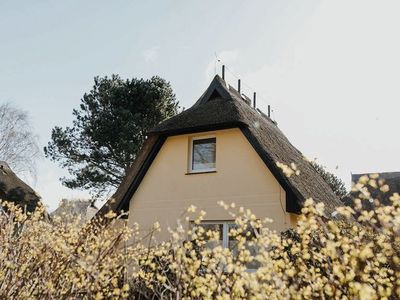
xmin=238 ymin=79 xmax=241 ymax=94
xmin=253 ymin=92 xmax=256 ymax=108
xmin=222 ymin=65 xmax=225 ymax=80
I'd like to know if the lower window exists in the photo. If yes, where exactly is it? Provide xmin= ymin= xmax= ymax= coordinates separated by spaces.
xmin=193 ymin=221 xmax=260 ymax=270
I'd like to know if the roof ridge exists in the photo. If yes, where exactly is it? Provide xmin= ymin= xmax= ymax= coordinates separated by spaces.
xmin=193 ymin=75 xmax=232 ymax=106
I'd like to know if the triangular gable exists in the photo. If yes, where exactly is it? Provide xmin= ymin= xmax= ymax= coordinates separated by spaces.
xmin=97 ymin=75 xmax=341 ymax=219
xmin=194 ymin=75 xmax=233 ymax=106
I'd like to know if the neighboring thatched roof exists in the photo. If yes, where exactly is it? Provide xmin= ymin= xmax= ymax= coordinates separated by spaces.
xmin=0 ymin=161 xmax=42 ymax=213
xmin=98 ymin=75 xmax=342 ymax=217
xmin=343 ymin=172 xmax=400 ymax=209
xmin=51 ymin=199 xmax=98 ymax=222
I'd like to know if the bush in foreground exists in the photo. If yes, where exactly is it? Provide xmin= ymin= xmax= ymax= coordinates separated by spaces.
xmin=0 ymin=174 xmax=399 ymax=299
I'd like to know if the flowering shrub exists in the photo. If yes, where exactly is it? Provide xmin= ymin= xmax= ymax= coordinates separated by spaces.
xmin=0 ymin=202 xmax=132 ymax=299
xmin=0 ymin=173 xmax=399 ymax=299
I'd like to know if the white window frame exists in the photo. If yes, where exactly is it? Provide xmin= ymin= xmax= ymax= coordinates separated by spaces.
xmin=195 ymin=220 xmax=259 ymax=271
xmin=188 ymin=135 xmax=216 ymax=173
xmin=193 ymin=220 xmax=233 ymax=248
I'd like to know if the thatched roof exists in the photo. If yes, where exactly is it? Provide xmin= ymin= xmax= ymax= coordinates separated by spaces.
xmin=98 ymin=75 xmax=341 ymax=217
xmin=343 ymin=172 xmax=400 ymax=209
xmin=0 ymin=161 xmax=42 ymax=213
xmin=51 ymin=199 xmax=98 ymax=222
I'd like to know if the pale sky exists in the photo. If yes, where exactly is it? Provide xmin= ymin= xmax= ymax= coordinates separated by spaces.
xmin=1 ymin=1 xmax=399 ymax=211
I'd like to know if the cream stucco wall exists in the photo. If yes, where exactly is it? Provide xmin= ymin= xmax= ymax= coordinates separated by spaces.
xmin=128 ymin=128 xmax=297 ymax=242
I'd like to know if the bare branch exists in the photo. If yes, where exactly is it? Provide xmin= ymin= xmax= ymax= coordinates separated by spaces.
xmin=0 ymin=103 xmax=40 ymax=180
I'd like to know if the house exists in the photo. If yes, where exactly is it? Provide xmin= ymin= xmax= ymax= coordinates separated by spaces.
xmin=0 ymin=161 xmax=42 ymax=213
xmin=51 ymin=198 xmax=98 ymax=222
xmin=343 ymin=172 xmax=400 ymax=209
xmin=98 ymin=75 xmax=341 ymax=241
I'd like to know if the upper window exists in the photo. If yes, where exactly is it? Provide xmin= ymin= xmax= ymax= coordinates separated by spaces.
xmin=190 ymin=137 xmax=216 ymax=172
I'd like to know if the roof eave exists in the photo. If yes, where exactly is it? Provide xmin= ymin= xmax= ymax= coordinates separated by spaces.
xmin=240 ymin=127 xmax=305 ymax=214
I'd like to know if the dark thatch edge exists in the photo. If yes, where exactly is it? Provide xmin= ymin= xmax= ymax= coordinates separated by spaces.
xmin=96 ymin=135 xmax=164 ymax=219
xmin=240 ymin=127 xmax=302 ymax=213
xmin=117 ymin=136 xmax=166 ymax=214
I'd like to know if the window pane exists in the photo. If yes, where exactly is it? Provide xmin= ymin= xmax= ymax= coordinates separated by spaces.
xmin=228 ymin=223 xmax=260 ymax=270
xmin=192 ymin=138 xmax=216 ymax=171
xmin=228 ymin=223 xmax=239 ymax=256
xmin=197 ymin=223 xmax=223 ymax=248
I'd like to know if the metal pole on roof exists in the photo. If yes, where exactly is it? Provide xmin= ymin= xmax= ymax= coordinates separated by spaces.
xmin=268 ymin=105 xmax=271 ymax=118
xmin=222 ymin=65 xmax=225 ymax=80
xmin=253 ymin=92 xmax=256 ymax=108
xmin=238 ymin=79 xmax=241 ymax=94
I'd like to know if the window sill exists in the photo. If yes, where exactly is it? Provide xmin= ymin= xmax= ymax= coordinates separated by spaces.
xmin=185 ymin=170 xmax=217 ymax=175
